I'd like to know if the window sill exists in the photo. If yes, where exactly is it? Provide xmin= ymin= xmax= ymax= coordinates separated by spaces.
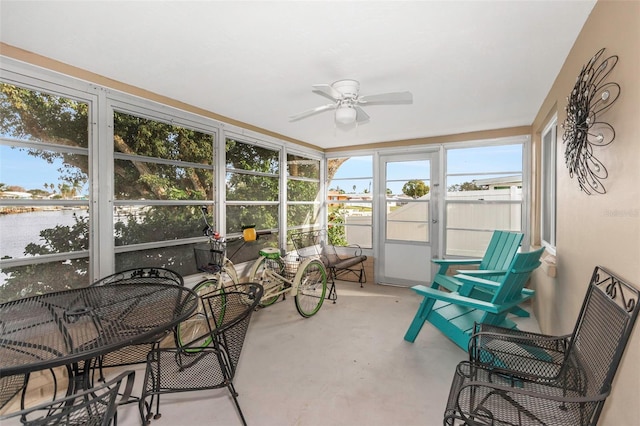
xmin=541 ymin=252 xmax=557 ymax=278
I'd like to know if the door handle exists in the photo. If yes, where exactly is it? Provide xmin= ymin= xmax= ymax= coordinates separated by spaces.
xmin=432 ymin=219 xmax=438 ymax=223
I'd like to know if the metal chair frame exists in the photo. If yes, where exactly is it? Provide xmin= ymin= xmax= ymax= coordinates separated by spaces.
xmin=0 ymin=373 xmax=27 ymax=411
xmin=0 ymin=370 xmax=134 ymax=426
xmin=89 ymin=267 xmax=184 ymax=383
xmin=139 ymin=283 xmax=263 ymax=426
xmin=444 ymin=265 xmax=640 ymax=425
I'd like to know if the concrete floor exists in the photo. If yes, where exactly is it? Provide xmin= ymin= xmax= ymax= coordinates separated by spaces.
xmin=114 ymin=280 xmax=538 ymax=426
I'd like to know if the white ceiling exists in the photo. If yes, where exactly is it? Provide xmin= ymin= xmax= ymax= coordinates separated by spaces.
xmin=1 ymin=1 xmax=596 ymax=150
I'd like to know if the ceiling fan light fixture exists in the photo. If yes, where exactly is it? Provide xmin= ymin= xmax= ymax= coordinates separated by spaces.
xmin=289 ymin=79 xmax=412 ymax=125
xmin=335 ymin=107 xmax=357 ymax=125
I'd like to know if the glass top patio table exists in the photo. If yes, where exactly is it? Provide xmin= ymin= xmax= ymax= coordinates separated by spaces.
xmin=0 ymin=283 xmax=198 ymax=377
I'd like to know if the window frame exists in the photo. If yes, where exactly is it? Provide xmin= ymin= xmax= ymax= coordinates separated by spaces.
xmin=0 ymin=72 xmax=97 ymax=299
xmin=286 ymin=149 xmax=323 ymax=234
xmin=442 ymin=136 xmax=530 ymax=258
xmin=325 ymin=153 xmax=374 ymax=249
xmin=541 ymin=116 xmax=557 ymax=253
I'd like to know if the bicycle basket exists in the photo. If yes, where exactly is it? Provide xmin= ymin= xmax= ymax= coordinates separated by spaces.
xmin=283 ymin=253 xmax=302 ymax=280
xmin=194 ymin=240 xmax=226 ymax=273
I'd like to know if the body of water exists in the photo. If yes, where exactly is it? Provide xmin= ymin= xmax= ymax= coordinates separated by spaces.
xmin=0 ymin=209 xmax=85 ymax=259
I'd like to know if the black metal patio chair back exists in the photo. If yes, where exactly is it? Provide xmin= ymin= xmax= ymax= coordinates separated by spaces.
xmin=445 ymin=265 xmax=640 ymax=425
xmin=0 ymin=370 xmax=134 ymax=426
xmin=91 ymin=267 xmax=184 ymax=287
xmin=0 ymin=373 xmax=26 ymax=411
xmin=565 ymin=266 xmax=639 ymax=396
xmin=89 ymin=267 xmax=184 ymax=381
xmin=139 ymin=283 xmax=263 ymax=426
xmin=207 ymin=286 xmax=258 ymax=376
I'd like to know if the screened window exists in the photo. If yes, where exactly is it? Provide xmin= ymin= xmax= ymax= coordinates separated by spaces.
xmin=445 ymin=143 xmax=524 ymax=257
xmin=287 ymin=153 xmax=321 ymax=232
xmin=223 ymin=139 xmax=279 ymax=257
xmin=326 ymin=155 xmax=373 ymax=248
xmin=541 ymin=118 xmax=557 ymax=251
xmin=0 ymin=82 xmax=90 ymax=301
xmin=112 ymin=111 xmax=215 ymax=275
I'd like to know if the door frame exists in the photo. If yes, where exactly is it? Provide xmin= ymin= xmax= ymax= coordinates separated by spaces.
xmin=374 ymin=150 xmax=440 ymax=286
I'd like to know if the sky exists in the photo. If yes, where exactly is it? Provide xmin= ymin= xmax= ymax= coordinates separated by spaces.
xmin=331 ymin=144 xmax=523 ymax=194
xmin=0 ymin=145 xmax=87 ymax=193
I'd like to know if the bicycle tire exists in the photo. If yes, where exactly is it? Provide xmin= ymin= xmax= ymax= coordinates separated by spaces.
xmin=175 ymin=278 xmax=224 ymax=352
xmin=248 ymin=255 xmax=285 ymax=307
xmin=294 ymin=259 xmax=327 ymax=317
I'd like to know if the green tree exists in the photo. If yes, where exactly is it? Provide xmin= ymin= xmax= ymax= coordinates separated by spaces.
xmin=27 ymin=189 xmax=48 ymax=198
xmin=402 ymin=180 xmax=430 ymax=199
xmin=0 ymin=84 xmax=214 ymax=299
xmin=448 ymin=181 xmax=484 ymax=192
xmin=0 ymin=83 xmax=325 ymax=300
xmin=327 ymin=207 xmax=348 ymax=246
xmin=225 ymin=139 xmax=280 ymax=233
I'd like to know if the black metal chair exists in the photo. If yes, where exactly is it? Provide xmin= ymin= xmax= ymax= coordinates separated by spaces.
xmin=1 ymin=369 xmax=62 ymax=416
xmin=444 ymin=265 xmax=640 ymax=426
xmin=90 ymin=267 xmax=184 ymax=381
xmin=0 ymin=370 xmax=134 ymax=426
xmin=139 ymin=283 xmax=263 ymax=426
xmin=0 ymin=373 xmax=26 ymax=411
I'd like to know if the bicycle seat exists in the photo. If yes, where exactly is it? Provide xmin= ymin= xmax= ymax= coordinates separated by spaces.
xmin=259 ymin=247 xmax=281 ymax=259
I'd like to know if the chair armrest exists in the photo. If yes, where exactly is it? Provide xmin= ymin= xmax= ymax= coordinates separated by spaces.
xmin=452 ymin=273 xmax=502 ymax=291
xmin=451 ymin=274 xmax=535 ymax=298
xmin=432 ymin=258 xmax=482 ymax=275
xmin=411 ymin=285 xmax=501 ymax=314
xmin=432 ymin=258 xmax=482 ymax=266
xmin=456 ymin=269 xmax=507 ymax=277
xmin=347 ymin=244 xmax=363 ymax=257
xmin=117 ymin=370 xmax=137 ymax=405
xmin=462 ymin=379 xmax=609 ymax=404
xmin=453 ymin=362 xmax=609 ymax=410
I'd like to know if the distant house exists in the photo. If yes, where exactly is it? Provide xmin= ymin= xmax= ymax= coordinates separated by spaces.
xmin=472 ymin=175 xmax=522 ymax=190
xmin=0 ymin=191 xmax=32 ymax=199
xmin=327 ymin=190 xmax=349 ymax=207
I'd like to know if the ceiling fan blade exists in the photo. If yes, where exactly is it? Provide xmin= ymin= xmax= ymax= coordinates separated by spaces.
xmin=355 ymin=106 xmax=370 ymax=123
xmin=358 ymin=91 xmax=413 ymax=105
xmin=288 ymin=103 xmax=336 ymax=121
xmin=311 ymin=84 xmax=342 ymax=101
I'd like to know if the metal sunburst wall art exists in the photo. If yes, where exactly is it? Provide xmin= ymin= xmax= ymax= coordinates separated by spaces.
xmin=561 ymin=47 xmax=621 ymax=195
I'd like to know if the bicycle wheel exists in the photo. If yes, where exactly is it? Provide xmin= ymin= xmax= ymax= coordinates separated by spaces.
xmin=294 ymin=259 xmax=327 ymax=317
xmin=248 ymin=254 xmax=285 ymax=307
xmin=175 ymin=279 xmax=223 ymax=352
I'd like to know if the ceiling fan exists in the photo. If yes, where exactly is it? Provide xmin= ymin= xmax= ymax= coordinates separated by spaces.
xmin=289 ymin=79 xmax=413 ymax=125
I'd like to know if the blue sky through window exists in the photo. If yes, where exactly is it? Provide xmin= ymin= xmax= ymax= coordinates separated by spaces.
xmin=329 ymin=144 xmax=523 ymax=195
xmin=0 ymin=145 xmax=88 ymax=195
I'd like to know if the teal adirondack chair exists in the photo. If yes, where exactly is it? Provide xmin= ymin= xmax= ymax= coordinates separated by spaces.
xmin=404 ymin=247 xmax=544 ymax=350
xmin=432 ymin=230 xmax=529 ymax=317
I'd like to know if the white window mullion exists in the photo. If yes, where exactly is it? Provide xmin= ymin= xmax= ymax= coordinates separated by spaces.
xmin=94 ymin=91 xmax=116 ymax=280
xmin=541 ymin=116 xmax=557 ymax=252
